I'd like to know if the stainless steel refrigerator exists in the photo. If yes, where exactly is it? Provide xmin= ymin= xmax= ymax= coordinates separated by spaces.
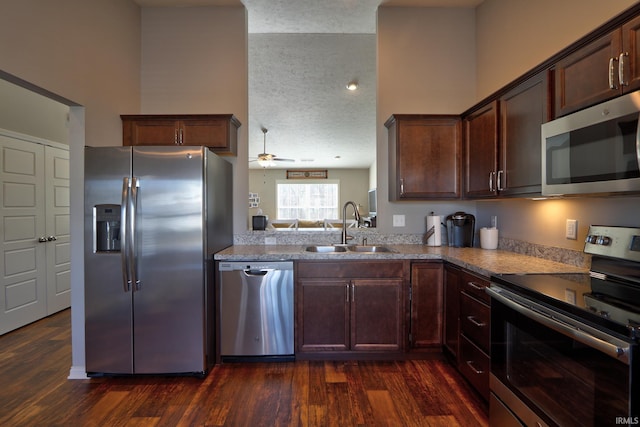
xmin=84 ymin=146 xmax=233 ymax=376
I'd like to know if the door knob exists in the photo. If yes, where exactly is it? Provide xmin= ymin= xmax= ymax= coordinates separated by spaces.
xmin=38 ymin=237 xmax=48 ymax=243
xmin=47 ymin=236 xmax=57 ymax=241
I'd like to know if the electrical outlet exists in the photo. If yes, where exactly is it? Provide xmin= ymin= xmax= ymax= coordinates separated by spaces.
xmin=566 ymin=219 xmax=577 ymax=240
xmin=393 ymin=214 xmax=405 ymax=227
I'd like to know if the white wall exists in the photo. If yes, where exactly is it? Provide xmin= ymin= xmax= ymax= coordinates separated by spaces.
xmin=0 ymin=0 xmax=141 ymax=147
xmin=377 ymin=7 xmax=478 ymax=234
xmin=0 ymin=0 xmax=142 ymax=377
xmin=0 ymin=80 xmax=70 ymax=144
xmin=140 ymin=6 xmax=249 ymax=235
xmin=475 ymin=0 xmax=638 ymax=99
xmin=473 ymin=0 xmax=640 ymax=251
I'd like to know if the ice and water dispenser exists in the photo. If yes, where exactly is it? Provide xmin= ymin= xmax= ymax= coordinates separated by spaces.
xmin=94 ymin=204 xmax=121 ymax=252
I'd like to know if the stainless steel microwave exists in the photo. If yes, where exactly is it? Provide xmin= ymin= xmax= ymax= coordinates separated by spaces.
xmin=542 ymin=90 xmax=640 ymax=196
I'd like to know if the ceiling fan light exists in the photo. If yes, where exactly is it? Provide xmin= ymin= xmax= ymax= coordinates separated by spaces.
xmin=257 ymin=158 xmax=272 ymax=168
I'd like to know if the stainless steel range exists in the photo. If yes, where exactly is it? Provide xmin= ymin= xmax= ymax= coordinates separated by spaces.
xmin=488 ymin=225 xmax=640 ymax=427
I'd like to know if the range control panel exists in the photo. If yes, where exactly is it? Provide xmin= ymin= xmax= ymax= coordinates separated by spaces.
xmin=584 ymin=225 xmax=640 ymax=262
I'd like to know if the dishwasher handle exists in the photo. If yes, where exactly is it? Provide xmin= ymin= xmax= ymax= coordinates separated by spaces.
xmin=243 ymin=269 xmax=270 ymax=276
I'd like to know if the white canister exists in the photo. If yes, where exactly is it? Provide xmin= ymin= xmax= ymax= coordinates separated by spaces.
xmin=480 ymin=227 xmax=499 ymax=250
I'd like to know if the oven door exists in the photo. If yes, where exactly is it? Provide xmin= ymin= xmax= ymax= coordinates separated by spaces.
xmin=488 ymin=286 xmax=638 ymax=427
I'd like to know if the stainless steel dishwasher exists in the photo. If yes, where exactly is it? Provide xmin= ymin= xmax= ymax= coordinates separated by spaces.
xmin=218 ymin=261 xmax=294 ymax=360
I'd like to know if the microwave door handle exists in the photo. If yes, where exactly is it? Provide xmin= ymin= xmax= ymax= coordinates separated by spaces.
xmin=121 ymin=178 xmax=132 ymax=292
xmin=487 ymin=287 xmax=630 ymax=365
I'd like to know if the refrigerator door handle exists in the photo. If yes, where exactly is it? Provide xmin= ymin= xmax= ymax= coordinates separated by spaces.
xmin=130 ymin=177 xmax=141 ymax=291
xmin=121 ymin=177 xmax=132 ymax=292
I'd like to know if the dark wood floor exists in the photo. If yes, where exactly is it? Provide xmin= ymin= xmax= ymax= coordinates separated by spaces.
xmin=0 ymin=309 xmax=488 ymax=426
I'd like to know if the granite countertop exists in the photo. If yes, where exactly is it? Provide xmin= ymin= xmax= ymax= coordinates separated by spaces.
xmin=214 ymin=244 xmax=588 ymax=278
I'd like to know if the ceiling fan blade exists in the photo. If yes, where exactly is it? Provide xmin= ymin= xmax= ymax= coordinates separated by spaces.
xmin=272 ymin=158 xmax=295 ymax=162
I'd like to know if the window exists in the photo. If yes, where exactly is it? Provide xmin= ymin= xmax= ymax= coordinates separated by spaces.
xmin=277 ymin=180 xmax=339 ymax=220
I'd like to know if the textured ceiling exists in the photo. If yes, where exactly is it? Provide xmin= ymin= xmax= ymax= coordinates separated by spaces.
xmin=134 ymin=0 xmax=483 ymax=169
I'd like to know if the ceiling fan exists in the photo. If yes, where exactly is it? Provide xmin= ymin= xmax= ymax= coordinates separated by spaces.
xmin=251 ymin=127 xmax=295 ymax=167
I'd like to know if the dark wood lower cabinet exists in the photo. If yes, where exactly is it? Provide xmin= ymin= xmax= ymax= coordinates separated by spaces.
xmin=296 ymin=261 xmax=406 ymax=359
xmin=457 ymin=268 xmax=491 ymax=401
xmin=410 ymin=262 xmax=444 ymax=350
xmin=443 ymin=263 xmax=461 ymax=358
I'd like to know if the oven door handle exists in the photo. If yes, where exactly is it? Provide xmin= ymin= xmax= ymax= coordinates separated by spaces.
xmin=487 ymin=287 xmax=630 ymax=365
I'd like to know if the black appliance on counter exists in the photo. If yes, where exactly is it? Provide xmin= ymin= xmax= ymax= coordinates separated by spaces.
xmin=445 ymin=212 xmax=475 ymax=247
xmin=488 ymin=225 xmax=640 ymax=427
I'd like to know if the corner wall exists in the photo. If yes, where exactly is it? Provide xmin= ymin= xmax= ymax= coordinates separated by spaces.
xmin=376 ymin=7 xmax=477 ymax=235
xmin=140 ymin=6 xmax=249 ymax=235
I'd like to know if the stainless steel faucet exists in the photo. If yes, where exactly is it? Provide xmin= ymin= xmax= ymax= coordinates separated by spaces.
xmin=341 ymin=201 xmax=361 ymax=244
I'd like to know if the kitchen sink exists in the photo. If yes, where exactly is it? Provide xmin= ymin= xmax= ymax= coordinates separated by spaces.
xmin=347 ymin=245 xmax=392 ymax=253
xmin=305 ymin=245 xmax=348 ymax=253
xmin=305 ymin=245 xmax=392 ymax=253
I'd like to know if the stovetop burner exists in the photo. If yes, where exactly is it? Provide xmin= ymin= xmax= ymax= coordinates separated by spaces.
xmin=491 ymin=225 xmax=640 ymax=340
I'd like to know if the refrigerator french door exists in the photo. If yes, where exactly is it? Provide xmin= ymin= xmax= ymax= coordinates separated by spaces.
xmin=84 ymin=146 xmax=232 ymax=375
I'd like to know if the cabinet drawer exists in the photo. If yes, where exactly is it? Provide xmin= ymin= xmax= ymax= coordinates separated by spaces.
xmin=297 ymin=261 xmax=404 ymax=279
xmin=459 ymin=334 xmax=489 ymax=401
xmin=460 ymin=270 xmax=490 ymax=304
xmin=460 ymin=292 xmax=490 ymax=354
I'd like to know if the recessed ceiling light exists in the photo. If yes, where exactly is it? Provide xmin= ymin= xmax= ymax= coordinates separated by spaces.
xmin=346 ymin=81 xmax=358 ymax=91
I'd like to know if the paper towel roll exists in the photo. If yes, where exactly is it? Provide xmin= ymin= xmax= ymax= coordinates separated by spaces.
xmin=480 ymin=227 xmax=498 ymax=250
xmin=425 ymin=215 xmax=442 ymax=246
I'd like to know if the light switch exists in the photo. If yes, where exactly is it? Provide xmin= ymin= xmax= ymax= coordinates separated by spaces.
xmin=566 ymin=219 xmax=577 ymax=240
xmin=393 ymin=215 xmax=405 ymax=227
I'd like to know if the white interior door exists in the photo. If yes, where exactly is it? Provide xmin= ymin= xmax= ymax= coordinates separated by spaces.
xmin=45 ymin=146 xmax=70 ymax=314
xmin=0 ymin=133 xmax=47 ymax=335
xmin=0 ymin=131 xmax=70 ymax=335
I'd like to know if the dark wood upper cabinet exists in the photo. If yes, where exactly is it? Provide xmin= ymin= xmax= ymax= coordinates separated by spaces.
xmin=498 ymin=71 xmax=550 ymax=197
xmin=463 ymin=101 xmax=498 ymax=199
xmin=121 ymin=114 xmax=241 ymax=156
xmin=386 ymin=115 xmax=461 ymax=200
xmin=555 ymin=14 xmax=640 ymax=117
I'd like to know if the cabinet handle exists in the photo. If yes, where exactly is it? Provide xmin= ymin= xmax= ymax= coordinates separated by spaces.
xmin=400 ymin=178 xmax=404 ymax=197
xmin=467 ymin=281 xmax=484 ymax=291
xmin=609 ymin=57 xmax=618 ymax=89
xmin=488 ymin=171 xmax=495 ymax=192
xmin=174 ymin=129 xmax=179 ymax=145
xmin=351 ymin=283 xmax=355 ymax=302
xmin=619 ymin=52 xmax=629 ymax=87
xmin=497 ymin=170 xmax=505 ymax=191
xmin=467 ymin=315 xmax=486 ymax=327
xmin=345 ymin=283 xmax=350 ymax=303
xmin=465 ymin=360 xmax=484 ymax=374
xmin=179 ymin=129 xmax=184 ymax=145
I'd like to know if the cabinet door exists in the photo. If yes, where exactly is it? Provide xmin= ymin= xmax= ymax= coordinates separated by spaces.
xmin=123 ymin=119 xmax=178 ymax=146
xmin=499 ymin=71 xmax=548 ymax=197
xmin=554 ymin=29 xmax=622 ymax=117
xmin=464 ymin=101 xmax=498 ymax=198
xmin=622 ymin=15 xmax=640 ymax=92
xmin=297 ymin=279 xmax=349 ymax=352
xmin=443 ymin=264 xmax=461 ymax=358
xmin=351 ymin=279 xmax=403 ymax=351
xmin=410 ymin=262 xmax=443 ymax=349
xmin=180 ymin=119 xmax=237 ymax=154
xmin=388 ymin=115 xmax=461 ymax=200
